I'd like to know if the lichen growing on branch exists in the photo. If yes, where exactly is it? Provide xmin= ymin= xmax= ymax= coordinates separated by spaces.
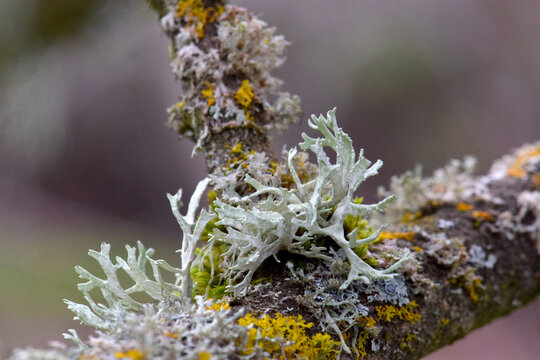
xmin=160 ymin=0 xmax=300 ymax=160
xmin=8 ymin=1 xmax=540 ymax=360
xmin=53 ymin=108 xmax=409 ymax=359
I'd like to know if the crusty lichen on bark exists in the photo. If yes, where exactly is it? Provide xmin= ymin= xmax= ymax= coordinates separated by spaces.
xmin=8 ymin=1 xmax=539 ymax=359
xmin=156 ymin=0 xmax=300 ymax=174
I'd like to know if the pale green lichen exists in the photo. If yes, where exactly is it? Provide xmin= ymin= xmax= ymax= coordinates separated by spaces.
xmin=63 ymin=178 xmax=215 ymax=334
xmin=52 ymin=109 xmax=409 ymax=359
xmin=203 ymin=109 xmax=407 ymax=296
xmin=376 ymin=155 xmax=495 ymax=224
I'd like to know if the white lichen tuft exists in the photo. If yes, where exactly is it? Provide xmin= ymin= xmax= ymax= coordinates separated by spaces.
xmin=64 ymin=241 xmax=183 ymax=331
xmin=79 ymin=298 xmax=247 ymax=360
xmin=517 ymin=191 xmax=540 ymax=253
xmin=488 ymin=141 xmax=540 ymax=180
xmin=14 ymin=107 xmax=414 ymax=358
xmin=8 ymin=342 xmax=76 ymax=360
xmin=377 ymin=155 xmax=498 ymax=223
xmin=205 ymin=108 xmax=407 ymax=295
xmin=469 ymin=244 xmax=497 ymax=269
xmin=64 ymin=178 xmax=214 ymax=334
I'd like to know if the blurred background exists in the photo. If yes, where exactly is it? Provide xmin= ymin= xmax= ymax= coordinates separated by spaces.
xmin=0 ymin=0 xmax=538 ymax=358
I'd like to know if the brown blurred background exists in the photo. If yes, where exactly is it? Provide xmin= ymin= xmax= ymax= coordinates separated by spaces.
xmin=0 ymin=0 xmax=538 ymax=358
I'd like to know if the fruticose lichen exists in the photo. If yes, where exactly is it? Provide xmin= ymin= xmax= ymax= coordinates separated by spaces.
xmin=203 ymin=109 xmax=407 ymax=296
xmin=13 ymin=109 xmax=408 ymax=360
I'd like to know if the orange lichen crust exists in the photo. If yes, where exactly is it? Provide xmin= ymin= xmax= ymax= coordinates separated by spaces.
xmin=375 ymin=301 xmax=422 ymax=324
xmin=237 ymin=313 xmax=340 ymax=359
xmin=506 ymin=145 xmax=540 ymax=178
xmin=402 ymin=210 xmax=422 ymax=223
xmin=471 ymin=210 xmax=494 ymax=222
xmin=234 ymin=80 xmax=255 ymax=121
xmin=201 ymin=81 xmax=216 ymax=107
xmin=225 ymin=142 xmax=255 ymax=170
xmin=198 ymin=352 xmax=212 ymax=360
xmin=455 ymin=202 xmax=494 ymax=226
xmin=206 ymin=301 xmax=231 ymax=311
xmin=456 ymin=202 xmax=473 ymax=212
xmin=377 ymin=231 xmax=415 ymax=242
xmin=176 ymin=0 xmax=224 ymax=38
xmin=114 ymin=349 xmax=145 ymax=360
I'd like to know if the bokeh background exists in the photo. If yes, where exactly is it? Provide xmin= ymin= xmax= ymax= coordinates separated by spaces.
xmin=1 ymin=0 xmax=539 ymax=358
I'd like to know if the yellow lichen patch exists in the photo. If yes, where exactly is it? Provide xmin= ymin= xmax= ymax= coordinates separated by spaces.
xmin=224 ymin=142 xmax=255 ymax=170
xmin=402 ymin=211 xmax=422 ymax=223
xmin=162 ymin=331 xmax=179 ymax=339
xmin=234 ymin=80 xmax=255 ymax=108
xmin=207 ymin=189 xmax=217 ymax=203
xmin=357 ymin=316 xmax=376 ymax=328
xmin=412 ymin=246 xmax=423 ymax=252
xmin=507 ymin=145 xmax=540 ymax=178
xmin=234 ymin=80 xmax=255 ymax=121
xmin=201 ymin=81 xmax=216 ymax=107
xmin=532 ymin=173 xmax=540 ymax=189
xmin=198 ymin=352 xmax=212 ymax=360
xmin=174 ymin=100 xmax=185 ymax=109
xmin=375 ymin=301 xmax=422 ymax=324
xmin=400 ymin=333 xmax=419 ymax=352
xmin=176 ymin=0 xmax=224 ymax=38
xmin=456 ymin=202 xmax=473 ymax=212
xmin=471 ymin=210 xmax=494 ymax=222
xmin=440 ymin=318 xmax=450 ymax=326
xmin=465 ymin=278 xmax=483 ymax=303
xmin=206 ymin=301 xmax=231 ymax=311
xmin=114 ymin=349 xmax=144 ymax=360
xmin=230 ymin=142 xmax=243 ymax=154
xmin=377 ymin=231 xmax=415 ymax=242
xmin=355 ymin=330 xmax=370 ymax=359
xmin=237 ymin=313 xmax=340 ymax=359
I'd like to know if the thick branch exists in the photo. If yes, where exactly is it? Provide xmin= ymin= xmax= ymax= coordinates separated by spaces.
xmin=229 ymin=154 xmax=540 ymax=359
xmin=146 ymin=1 xmax=539 ymax=358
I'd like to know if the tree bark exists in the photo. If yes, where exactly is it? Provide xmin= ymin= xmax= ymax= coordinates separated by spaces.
xmin=146 ymin=1 xmax=540 ymax=358
xmin=231 ymin=167 xmax=540 ymax=359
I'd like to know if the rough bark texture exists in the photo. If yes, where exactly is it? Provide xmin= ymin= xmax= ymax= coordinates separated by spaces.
xmin=173 ymin=0 xmax=273 ymax=174
xmin=230 ymin=170 xmax=540 ymax=359
xmin=147 ymin=1 xmax=540 ymax=359
xmin=153 ymin=0 xmax=301 ymax=175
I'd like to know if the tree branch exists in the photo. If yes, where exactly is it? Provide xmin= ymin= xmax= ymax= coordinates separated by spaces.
xmin=231 ymin=155 xmax=540 ymax=359
xmin=144 ymin=2 xmax=540 ymax=359
xmin=146 ymin=0 xmax=300 ymax=175
xmin=10 ymin=2 xmax=536 ymax=360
